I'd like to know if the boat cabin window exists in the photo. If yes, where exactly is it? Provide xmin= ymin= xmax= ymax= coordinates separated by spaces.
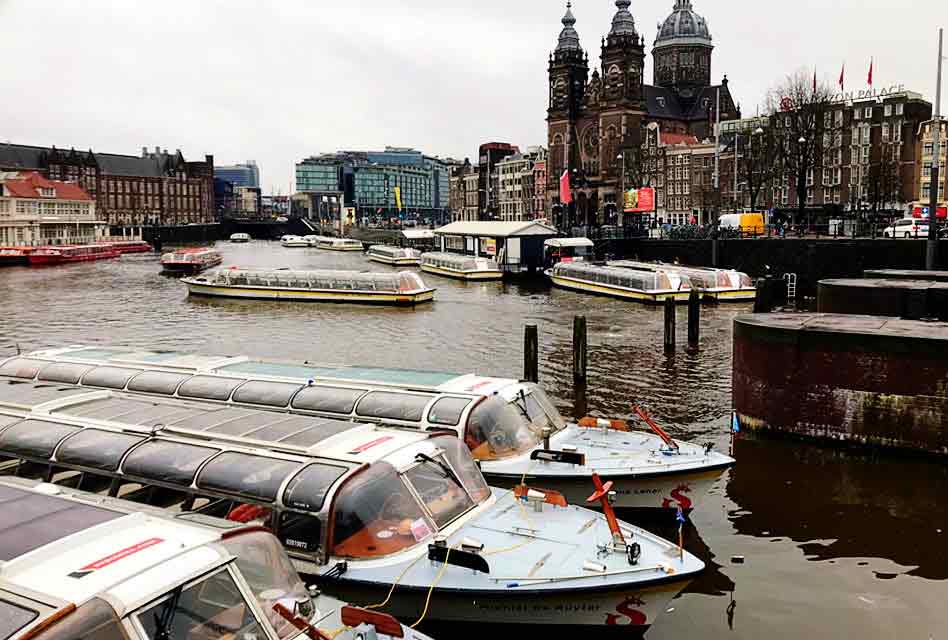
xmin=127 ymin=371 xmax=190 ymax=396
xmin=178 ymin=376 xmax=245 ymax=401
xmin=81 ymin=366 xmax=143 ymax=389
xmin=291 ymin=386 xmax=366 ymax=414
xmin=402 ymin=438 xmax=486 ymax=528
xmin=0 ymin=358 xmax=45 ymax=379
xmin=136 ymin=567 xmax=266 ymax=640
xmin=36 ymin=363 xmax=93 ymax=385
xmin=56 ymin=429 xmax=145 ymax=472
xmin=463 ymin=386 xmax=566 ymax=460
xmin=331 ymin=462 xmax=432 ymax=559
xmin=232 ymin=381 xmax=302 ymax=408
xmin=197 ymin=452 xmax=303 ymax=502
xmin=283 ymin=462 xmax=350 ymax=511
xmin=0 ymin=599 xmax=38 ymax=640
xmin=31 ymin=598 xmax=129 ymax=640
xmin=122 ymin=440 xmax=221 ymax=486
xmin=427 ymin=397 xmax=472 ymax=427
xmin=222 ymin=530 xmax=311 ymax=640
xmin=355 ymin=391 xmax=434 ymax=423
xmin=0 ymin=419 xmax=80 ymax=459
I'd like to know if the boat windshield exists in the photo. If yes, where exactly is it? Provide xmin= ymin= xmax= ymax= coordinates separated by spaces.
xmin=464 ymin=384 xmax=566 ymax=460
xmin=330 ymin=439 xmax=488 ymax=559
xmin=223 ymin=530 xmax=311 ymax=640
xmin=0 ymin=600 xmax=37 ymax=640
xmin=28 ymin=598 xmax=125 ymax=640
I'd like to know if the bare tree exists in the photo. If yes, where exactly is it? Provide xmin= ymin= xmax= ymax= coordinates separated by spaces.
xmin=766 ymin=70 xmax=838 ymax=224
xmin=740 ymin=126 xmax=778 ymax=211
xmin=867 ymin=143 xmax=902 ymax=213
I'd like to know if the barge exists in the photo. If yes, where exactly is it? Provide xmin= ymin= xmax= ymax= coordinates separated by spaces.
xmin=182 ymin=268 xmax=436 ymax=305
xmin=0 ymin=377 xmax=704 ymax=632
xmin=3 ymin=346 xmax=735 ymax=513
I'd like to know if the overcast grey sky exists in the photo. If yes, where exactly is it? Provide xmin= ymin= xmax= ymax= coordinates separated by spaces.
xmin=0 ymin=0 xmax=942 ymax=193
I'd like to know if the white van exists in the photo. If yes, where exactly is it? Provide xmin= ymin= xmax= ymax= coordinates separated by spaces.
xmin=883 ymin=219 xmax=929 ymax=239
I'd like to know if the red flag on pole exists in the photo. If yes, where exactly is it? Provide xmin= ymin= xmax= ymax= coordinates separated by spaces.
xmin=839 ymin=63 xmax=845 ymax=91
xmin=559 ymin=170 xmax=572 ymax=205
xmin=867 ymin=58 xmax=874 ymax=86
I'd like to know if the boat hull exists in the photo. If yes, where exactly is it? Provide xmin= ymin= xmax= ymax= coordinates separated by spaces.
xmin=315 ymin=573 xmax=691 ymax=630
xmin=162 ymin=260 xmax=221 ymax=275
xmin=184 ymin=281 xmax=435 ymax=306
xmin=701 ymin=288 xmax=757 ymax=302
xmin=0 ymin=254 xmax=29 ymax=266
xmin=320 ymin=246 xmax=365 ymax=252
xmin=29 ymin=251 xmax=119 ymax=265
xmin=368 ymin=256 xmax=421 ymax=267
xmin=281 ymin=242 xmax=310 ymax=248
xmin=421 ymin=264 xmax=504 ymax=281
xmin=483 ymin=465 xmax=729 ymax=512
xmin=550 ymin=274 xmax=691 ymax=304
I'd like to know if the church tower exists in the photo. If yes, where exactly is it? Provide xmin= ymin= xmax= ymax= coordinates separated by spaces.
xmin=547 ymin=3 xmax=588 ymax=182
xmin=652 ymin=0 xmax=714 ymax=108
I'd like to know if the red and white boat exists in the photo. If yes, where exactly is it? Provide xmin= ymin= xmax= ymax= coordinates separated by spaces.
xmin=28 ymin=244 xmax=120 ymax=265
xmin=160 ymin=246 xmax=222 ymax=275
xmin=102 ymin=239 xmax=152 ymax=254
xmin=0 ymin=246 xmax=36 ymax=266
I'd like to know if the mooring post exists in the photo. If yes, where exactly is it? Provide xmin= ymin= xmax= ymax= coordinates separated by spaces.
xmin=524 ymin=324 xmax=539 ymax=384
xmin=664 ymin=297 xmax=676 ymax=353
xmin=572 ymin=315 xmax=587 ymax=388
xmin=687 ymin=290 xmax=700 ymax=351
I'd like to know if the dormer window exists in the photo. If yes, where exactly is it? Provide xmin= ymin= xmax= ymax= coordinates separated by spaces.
xmin=40 ymin=187 xmax=55 ymax=198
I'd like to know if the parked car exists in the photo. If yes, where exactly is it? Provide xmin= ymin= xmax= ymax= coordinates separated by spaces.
xmin=883 ymin=218 xmax=929 ymax=238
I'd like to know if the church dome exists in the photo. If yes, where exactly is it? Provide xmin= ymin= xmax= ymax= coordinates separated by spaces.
xmin=555 ymin=2 xmax=582 ymax=53
xmin=655 ymin=0 xmax=711 ymax=46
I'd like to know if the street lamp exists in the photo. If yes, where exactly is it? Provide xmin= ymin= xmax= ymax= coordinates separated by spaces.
xmin=617 ymin=153 xmax=625 ymax=227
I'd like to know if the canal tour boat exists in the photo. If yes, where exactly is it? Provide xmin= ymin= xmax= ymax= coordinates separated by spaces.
xmin=420 ymin=252 xmax=504 ymax=281
xmin=102 ymin=239 xmax=153 ymax=254
xmin=544 ymin=237 xmax=595 ymax=266
xmin=608 ymin=260 xmax=756 ymax=302
xmin=160 ymin=247 xmax=223 ymax=275
xmin=230 ymin=232 xmax=252 ymax=243
xmin=181 ymin=268 xmax=436 ymax=305
xmin=0 ymin=377 xmax=705 ymax=632
xmin=318 ymin=238 xmax=364 ymax=252
xmin=549 ymin=261 xmax=694 ymax=304
xmin=0 ymin=477 xmax=425 ymax=640
xmin=304 ymin=235 xmax=330 ymax=247
xmin=281 ymin=235 xmax=310 ymax=248
xmin=3 ymin=346 xmax=735 ymax=513
xmin=367 ymin=245 xmax=423 ymax=267
xmin=0 ymin=246 xmax=36 ymax=266
xmin=28 ymin=244 xmax=120 ymax=266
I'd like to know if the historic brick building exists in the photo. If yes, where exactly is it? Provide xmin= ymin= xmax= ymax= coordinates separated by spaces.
xmin=546 ymin=0 xmax=739 ymax=225
xmin=0 ymin=144 xmax=215 ymax=228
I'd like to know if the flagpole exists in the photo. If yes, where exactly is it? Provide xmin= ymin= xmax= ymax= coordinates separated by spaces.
xmin=927 ymin=28 xmax=943 ymax=270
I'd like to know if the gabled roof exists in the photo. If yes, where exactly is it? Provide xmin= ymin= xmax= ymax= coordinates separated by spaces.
xmin=3 ymin=171 xmax=93 ymax=201
xmin=435 ymin=221 xmax=558 ymax=238
xmin=661 ymin=133 xmax=700 ymax=147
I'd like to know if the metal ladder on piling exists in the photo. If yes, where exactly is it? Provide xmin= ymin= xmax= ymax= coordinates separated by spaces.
xmin=784 ymin=273 xmax=797 ymax=302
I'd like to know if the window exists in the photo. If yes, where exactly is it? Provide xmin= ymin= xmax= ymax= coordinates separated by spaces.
xmin=882 ymin=123 xmax=890 ymax=141
xmin=198 ymin=452 xmax=303 ymax=502
xmin=32 ymin=598 xmax=128 ymax=640
xmin=861 ymin=128 xmax=871 ymax=145
xmin=864 ymin=107 xmax=873 ymax=119
xmin=0 ymin=600 xmax=38 ymax=640
xmin=896 ymin=103 xmax=904 ymax=115
xmin=884 ymin=105 xmax=893 ymax=117
xmin=136 ymin=568 xmax=266 ymax=640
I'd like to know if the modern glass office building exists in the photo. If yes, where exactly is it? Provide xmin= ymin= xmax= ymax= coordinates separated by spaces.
xmin=214 ymin=161 xmax=260 ymax=188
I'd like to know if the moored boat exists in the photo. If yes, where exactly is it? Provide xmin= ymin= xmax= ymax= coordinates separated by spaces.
xmin=0 ymin=476 xmax=424 ymax=640
xmin=230 ymin=232 xmax=252 ymax=243
xmin=160 ymin=247 xmax=223 ymax=275
xmin=609 ymin=260 xmax=756 ymax=302
xmin=304 ymin=234 xmax=331 ymax=246
xmin=0 ymin=377 xmax=706 ymax=632
xmin=420 ymin=252 xmax=503 ymax=281
xmin=4 ymin=346 xmax=735 ymax=513
xmin=550 ymin=261 xmax=693 ymax=303
xmin=28 ymin=243 xmax=120 ymax=265
xmin=0 ymin=246 xmax=35 ymax=266
xmin=281 ymin=235 xmax=309 ymax=247
xmin=182 ymin=268 xmax=436 ymax=305
xmin=101 ymin=239 xmax=152 ymax=254
xmin=318 ymin=237 xmax=364 ymax=252
xmin=544 ymin=237 xmax=595 ymax=265
xmin=367 ymin=244 xmax=423 ymax=266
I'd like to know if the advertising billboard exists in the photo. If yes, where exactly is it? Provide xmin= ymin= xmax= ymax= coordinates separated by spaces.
xmin=624 ymin=187 xmax=655 ymax=213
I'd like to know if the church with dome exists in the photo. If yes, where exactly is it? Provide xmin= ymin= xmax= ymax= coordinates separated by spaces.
xmin=547 ymin=0 xmax=740 ymax=220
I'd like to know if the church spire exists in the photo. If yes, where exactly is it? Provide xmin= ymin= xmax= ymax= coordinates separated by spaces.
xmin=609 ymin=0 xmax=637 ymax=37
xmin=555 ymin=2 xmax=582 ymax=52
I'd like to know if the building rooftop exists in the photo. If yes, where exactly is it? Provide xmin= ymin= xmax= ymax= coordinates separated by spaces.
xmin=435 ymin=220 xmax=558 ymax=238
xmin=2 ymin=171 xmax=92 ymax=201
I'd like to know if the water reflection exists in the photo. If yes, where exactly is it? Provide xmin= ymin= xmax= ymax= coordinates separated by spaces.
xmin=728 ymin=436 xmax=948 ymax=580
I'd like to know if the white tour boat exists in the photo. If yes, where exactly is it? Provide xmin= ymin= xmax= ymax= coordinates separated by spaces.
xmin=420 ymin=252 xmax=504 ymax=281
xmin=608 ymin=260 xmax=756 ymax=302
xmin=0 ymin=476 xmax=424 ymax=640
xmin=281 ymin=235 xmax=310 ymax=248
xmin=0 ymin=377 xmax=705 ymax=632
xmin=304 ymin=235 xmax=331 ymax=247
xmin=181 ymin=268 xmax=436 ymax=305
xmin=367 ymin=245 xmax=423 ymax=266
xmin=544 ymin=237 xmax=595 ymax=264
xmin=549 ymin=261 xmax=694 ymax=304
xmin=230 ymin=232 xmax=252 ymax=243
xmin=318 ymin=238 xmax=365 ymax=252
xmin=3 ymin=346 xmax=735 ymax=513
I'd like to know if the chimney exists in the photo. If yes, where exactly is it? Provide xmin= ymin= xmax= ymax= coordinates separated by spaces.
xmin=154 ymin=146 xmax=160 ymax=155
xmin=142 ymin=146 xmax=148 ymax=157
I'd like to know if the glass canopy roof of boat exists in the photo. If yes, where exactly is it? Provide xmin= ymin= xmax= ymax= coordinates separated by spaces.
xmin=217 ymin=361 xmax=462 ymax=387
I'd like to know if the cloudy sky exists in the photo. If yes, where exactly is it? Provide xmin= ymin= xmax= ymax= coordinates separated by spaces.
xmin=1 ymin=0 xmax=942 ymax=192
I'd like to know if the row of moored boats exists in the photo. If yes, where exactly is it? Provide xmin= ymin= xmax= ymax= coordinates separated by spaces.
xmin=0 ymin=240 xmax=153 ymax=266
xmin=0 ymin=344 xmax=737 ymax=633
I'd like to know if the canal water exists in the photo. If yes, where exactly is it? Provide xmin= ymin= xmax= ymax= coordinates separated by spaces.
xmin=1 ymin=241 xmax=945 ymax=639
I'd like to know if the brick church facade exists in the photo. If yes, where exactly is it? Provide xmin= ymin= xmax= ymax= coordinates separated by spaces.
xmin=547 ymin=0 xmax=740 ymax=226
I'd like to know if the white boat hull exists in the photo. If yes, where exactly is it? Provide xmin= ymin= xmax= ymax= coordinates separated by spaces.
xmin=184 ymin=281 xmax=435 ymax=305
